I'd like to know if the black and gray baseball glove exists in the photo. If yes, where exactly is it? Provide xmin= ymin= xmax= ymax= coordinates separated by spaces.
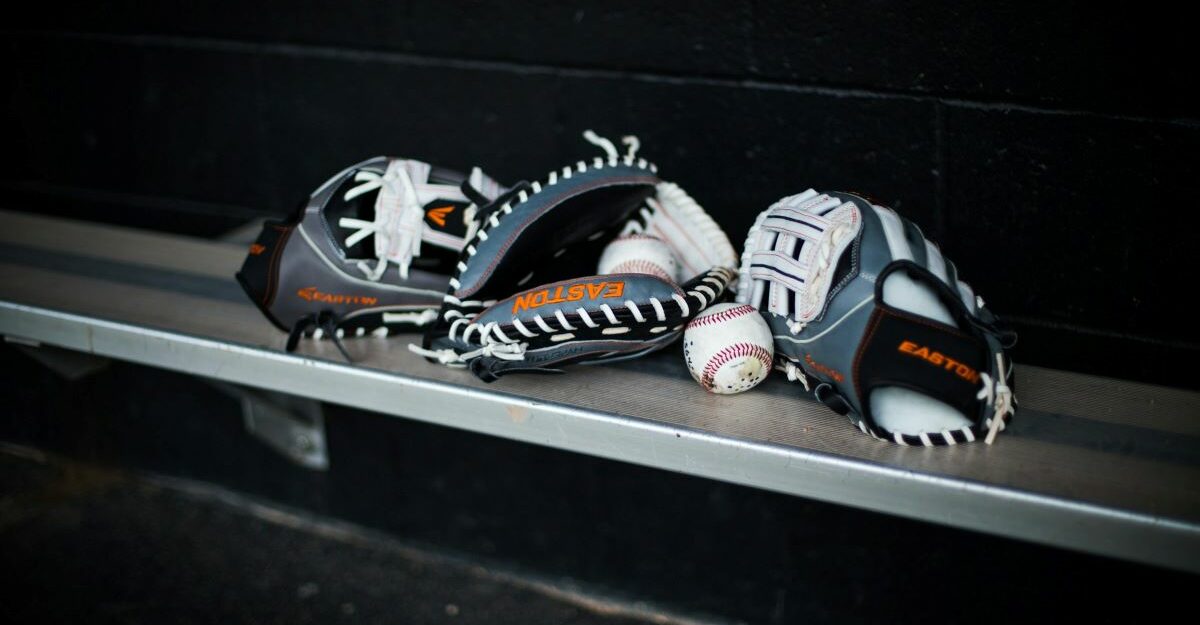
xmin=414 ymin=131 xmax=739 ymax=381
xmin=736 ymin=189 xmax=1017 ymax=445
xmin=236 ymin=157 xmax=504 ymax=356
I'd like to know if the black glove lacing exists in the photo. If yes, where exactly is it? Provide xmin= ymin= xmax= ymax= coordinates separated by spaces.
xmin=286 ymin=310 xmax=352 ymax=362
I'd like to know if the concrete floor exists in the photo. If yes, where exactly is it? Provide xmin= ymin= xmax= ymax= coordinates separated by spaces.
xmin=0 ymin=446 xmax=700 ymax=623
xmin=0 ymin=447 xmax=688 ymax=625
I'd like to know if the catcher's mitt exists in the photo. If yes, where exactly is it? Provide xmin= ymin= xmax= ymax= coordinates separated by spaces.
xmin=236 ymin=157 xmax=503 ymax=356
xmin=736 ymin=189 xmax=1016 ymax=446
xmin=414 ymin=131 xmax=739 ymax=381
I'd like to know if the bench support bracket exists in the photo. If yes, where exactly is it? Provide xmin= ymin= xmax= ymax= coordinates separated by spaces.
xmin=210 ymin=381 xmax=329 ymax=471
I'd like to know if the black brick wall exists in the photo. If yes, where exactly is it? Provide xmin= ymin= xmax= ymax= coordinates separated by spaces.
xmin=4 ymin=2 xmax=1195 ymax=385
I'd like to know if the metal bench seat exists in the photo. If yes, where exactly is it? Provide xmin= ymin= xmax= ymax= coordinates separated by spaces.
xmin=1 ymin=209 xmax=1197 ymax=573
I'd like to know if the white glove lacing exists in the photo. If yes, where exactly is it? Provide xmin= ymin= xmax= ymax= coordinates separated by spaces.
xmin=583 ymin=129 xmax=641 ymax=162
xmin=337 ymin=164 xmax=424 ymax=280
xmin=977 ymin=353 xmax=1014 ymax=444
xmin=408 ymin=339 xmax=526 ymax=366
xmin=338 ymin=163 xmax=491 ymax=282
xmin=408 ymin=314 xmax=528 ymax=365
xmin=782 ymin=222 xmax=852 ymax=335
xmin=779 ymin=361 xmax=811 ymax=391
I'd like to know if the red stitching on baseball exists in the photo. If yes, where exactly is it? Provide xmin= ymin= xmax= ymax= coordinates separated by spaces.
xmin=686 ymin=304 xmax=757 ymax=330
xmin=612 ymin=233 xmax=666 ymax=243
xmin=700 ymin=342 xmax=772 ymax=390
xmin=609 ymin=259 xmax=673 ymax=282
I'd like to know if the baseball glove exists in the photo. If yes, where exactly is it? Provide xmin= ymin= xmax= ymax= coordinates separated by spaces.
xmin=236 ymin=156 xmax=504 ymax=357
xmin=414 ymin=131 xmax=739 ymax=381
xmin=736 ymin=189 xmax=1017 ymax=445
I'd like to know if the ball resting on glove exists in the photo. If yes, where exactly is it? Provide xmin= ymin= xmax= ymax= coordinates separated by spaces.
xmin=598 ymin=234 xmax=679 ymax=283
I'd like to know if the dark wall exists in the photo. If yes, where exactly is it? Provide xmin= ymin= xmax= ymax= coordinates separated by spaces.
xmin=4 ymin=2 xmax=1195 ymax=386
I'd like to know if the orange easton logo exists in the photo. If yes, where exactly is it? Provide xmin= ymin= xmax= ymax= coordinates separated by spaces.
xmin=804 ymin=353 xmax=844 ymax=383
xmin=897 ymin=340 xmax=979 ymax=384
xmin=248 ymin=243 xmax=267 ymax=256
xmin=426 ymin=205 xmax=455 ymax=227
xmin=513 ymin=281 xmax=625 ymax=314
xmin=296 ymin=286 xmax=378 ymax=306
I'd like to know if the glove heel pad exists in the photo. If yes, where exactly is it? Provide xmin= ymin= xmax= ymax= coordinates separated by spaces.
xmin=236 ymin=220 xmax=296 ymax=332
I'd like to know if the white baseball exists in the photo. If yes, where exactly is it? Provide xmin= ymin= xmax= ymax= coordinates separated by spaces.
xmin=682 ymin=303 xmax=774 ymax=394
xmin=597 ymin=234 xmax=678 ymax=283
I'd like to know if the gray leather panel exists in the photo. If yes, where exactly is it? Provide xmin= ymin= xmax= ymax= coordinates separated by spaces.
xmin=456 ymin=165 xmax=658 ymax=298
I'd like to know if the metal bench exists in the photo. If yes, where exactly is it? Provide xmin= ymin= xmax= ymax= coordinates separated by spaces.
xmin=1 ymin=208 xmax=1197 ymax=573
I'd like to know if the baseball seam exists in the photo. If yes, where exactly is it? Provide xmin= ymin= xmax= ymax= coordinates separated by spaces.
xmin=687 ymin=304 xmax=757 ymax=330
xmin=609 ymin=259 xmax=674 ymax=282
xmin=700 ymin=342 xmax=772 ymax=390
xmin=612 ymin=233 xmax=666 ymax=243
